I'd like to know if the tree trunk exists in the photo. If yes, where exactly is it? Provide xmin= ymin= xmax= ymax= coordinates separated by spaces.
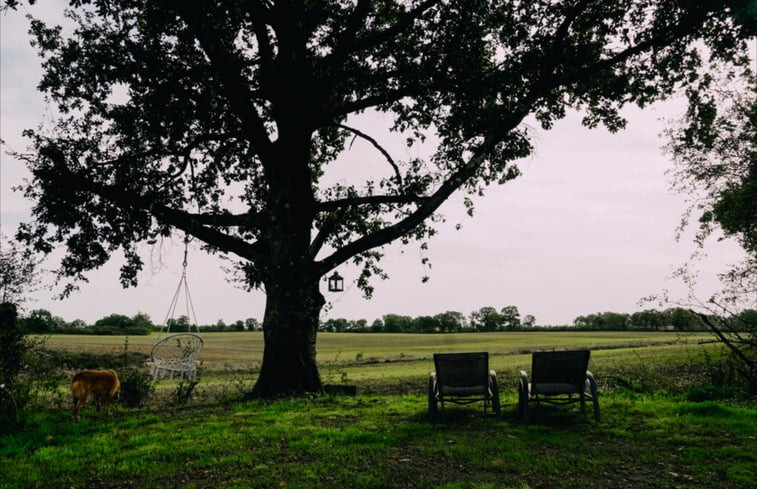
xmin=250 ymin=278 xmax=325 ymax=397
xmin=249 ymin=126 xmax=322 ymax=397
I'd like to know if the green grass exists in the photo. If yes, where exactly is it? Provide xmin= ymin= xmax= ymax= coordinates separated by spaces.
xmin=2 ymin=393 xmax=755 ymax=488
xmin=4 ymin=331 xmax=753 ymax=488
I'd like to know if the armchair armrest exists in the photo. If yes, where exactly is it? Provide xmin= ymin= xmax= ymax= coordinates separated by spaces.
xmin=488 ymin=370 xmax=501 ymax=415
xmin=586 ymin=371 xmax=597 ymax=395
xmin=519 ymin=370 xmax=528 ymax=383
xmin=519 ymin=370 xmax=529 ymax=394
xmin=428 ymin=372 xmax=439 ymax=422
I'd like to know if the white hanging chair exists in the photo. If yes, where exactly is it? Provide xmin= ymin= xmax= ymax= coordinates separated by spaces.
xmin=150 ymin=238 xmax=204 ymax=382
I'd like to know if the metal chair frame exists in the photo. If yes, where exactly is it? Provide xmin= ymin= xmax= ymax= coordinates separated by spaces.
xmin=428 ymin=352 xmax=501 ymax=422
xmin=518 ymin=349 xmax=600 ymax=425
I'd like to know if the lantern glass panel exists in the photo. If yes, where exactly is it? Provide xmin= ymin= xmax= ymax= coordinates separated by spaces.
xmin=328 ymin=272 xmax=344 ymax=292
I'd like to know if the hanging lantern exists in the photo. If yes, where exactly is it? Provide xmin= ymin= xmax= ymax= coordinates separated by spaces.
xmin=327 ymin=271 xmax=344 ymax=292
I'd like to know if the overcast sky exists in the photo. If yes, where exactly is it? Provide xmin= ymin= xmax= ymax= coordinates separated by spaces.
xmin=0 ymin=3 xmax=747 ymax=326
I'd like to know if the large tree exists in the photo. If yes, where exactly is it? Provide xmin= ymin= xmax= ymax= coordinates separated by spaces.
xmin=6 ymin=0 xmax=754 ymax=396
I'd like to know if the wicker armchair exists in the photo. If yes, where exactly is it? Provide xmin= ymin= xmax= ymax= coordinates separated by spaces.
xmin=150 ymin=333 xmax=204 ymax=382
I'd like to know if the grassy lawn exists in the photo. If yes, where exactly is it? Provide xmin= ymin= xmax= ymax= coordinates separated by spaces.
xmin=2 ymin=393 xmax=755 ymax=488
xmin=2 ymin=332 xmax=754 ymax=488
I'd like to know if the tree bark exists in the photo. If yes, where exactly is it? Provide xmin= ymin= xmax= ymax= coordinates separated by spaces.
xmin=250 ymin=272 xmax=325 ymax=397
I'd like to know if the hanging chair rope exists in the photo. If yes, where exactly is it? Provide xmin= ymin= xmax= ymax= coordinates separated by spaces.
xmin=159 ymin=236 xmax=199 ymax=335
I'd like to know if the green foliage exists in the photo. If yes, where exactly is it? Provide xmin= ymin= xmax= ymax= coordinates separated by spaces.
xmin=665 ymin=72 xmax=757 ymax=396
xmin=697 ymin=345 xmax=756 ymax=398
xmin=169 ymin=378 xmax=199 ymax=407
xmin=0 ymin=235 xmax=41 ymax=307
xmin=117 ymin=337 xmax=154 ymax=408
xmin=500 ymin=305 xmax=521 ymax=330
xmin=20 ymin=310 xmax=155 ymax=335
xmin=19 ymin=309 xmax=62 ymax=333
xmin=667 ymin=75 xmax=757 ymax=257
xmin=0 ymin=303 xmax=61 ymax=433
xmin=434 ymin=311 xmax=466 ymax=332
xmin=470 ymin=306 xmax=503 ymax=332
xmin=166 ymin=315 xmax=197 ymax=333
xmin=91 ymin=312 xmax=153 ymax=335
xmin=0 ymin=303 xmax=26 ymax=432
xmin=35 ymin=348 xmax=148 ymax=371
xmin=574 ymin=308 xmax=704 ymax=331
xmin=119 ymin=368 xmax=154 ymax=408
xmin=382 ymin=314 xmax=413 ymax=333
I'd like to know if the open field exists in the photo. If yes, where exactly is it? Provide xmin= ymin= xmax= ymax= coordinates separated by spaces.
xmin=40 ymin=331 xmax=714 ymax=393
xmin=4 ymin=331 xmax=754 ymax=488
xmin=41 ymin=331 xmax=711 ymax=366
xmin=41 ymin=330 xmax=710 ymax=364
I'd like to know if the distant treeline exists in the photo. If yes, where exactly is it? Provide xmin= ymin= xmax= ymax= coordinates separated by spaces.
xmin=322 ymin=307 xmax=756 ymax=333
xmin=16 ymin=306 xmax=757 ymax=335
xmin=17 ymin=310 xmax=261 ymax=335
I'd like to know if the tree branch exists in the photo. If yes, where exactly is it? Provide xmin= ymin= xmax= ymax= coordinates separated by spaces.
xmin=40 ymin=145 xmax=262 ymax=263
xmin=315 ymin=131 xmax=506 ymax=274
xmin=243 ymin=1 xmax=275 ymax=73
xmin=308 ymin=216 xmax=338 ymax=261
xmin=348 ymin=0 xmax=442 ymax=56
xmin=173 ymin=3 xmax=274 ymax=162
xmin=327 ymin=86 xmax=418 ymax=120
xmin=316 ymin=194 xmax=429 ymax=213
xmin=187 ymin=210 xmax=264 ymax=229
xmin=337 ymin=124 xmax=403 ymax=188
xmin=308 ymin=193 xmax=430 ymax=258
xmin=542 ymin=6 xmax=709 ymax=97
xmin=695 ymin=311 xmax=756 ymax=373
xmin=170 ymin=131 xmax=245 ymax=181
xmin=322 ymin=0 xmax=440 ymax=71
xmin=324 ymin=0 xmax=372 ymax=63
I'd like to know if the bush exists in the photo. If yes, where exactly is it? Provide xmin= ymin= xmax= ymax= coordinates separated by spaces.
xmin=696 ymin=347 xmax=753 ymax=399
xmin=170 ymin=375 xmax=200 ymax=406
xmin=119 ymin=368 xmax=154 ymax=407
xmin=116 ymin=337 xmax=154 ymax=407
xmin=0 ymin=303 xmax=33 ymax=433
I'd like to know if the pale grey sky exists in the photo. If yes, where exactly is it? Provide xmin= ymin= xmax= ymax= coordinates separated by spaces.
xmin=0 ymin=3 xmax=745 ymax=326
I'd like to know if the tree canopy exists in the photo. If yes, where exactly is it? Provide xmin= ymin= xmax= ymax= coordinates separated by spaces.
xmin=6 ymin=0 xmax=755 ymax=396
xmin=666 ymin=73 xmax=756 ymax=305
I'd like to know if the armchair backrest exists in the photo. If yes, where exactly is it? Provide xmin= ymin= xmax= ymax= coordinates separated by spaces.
xmin=531 ymin=350 xmax=590 ymax=389
xmin=434 ymin=352 xmax=489 ymax=388
xmin=151 ymin=333 xmax=204 ymax=363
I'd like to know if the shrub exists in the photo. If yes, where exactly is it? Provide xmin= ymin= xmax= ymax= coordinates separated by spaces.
xmin=170 ymin=375 xmax=200 ymax=406
xmin=117 ymin=337 xmax=154 ymax=408
xmin=0 ymin=303 xmax=34 ymax=432
xmin=119 ymin=368 xmax=154 ymax=407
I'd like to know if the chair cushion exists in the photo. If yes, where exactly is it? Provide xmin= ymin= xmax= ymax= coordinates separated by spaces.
xmin=532 ymin=382 xmax=581 ymax=395
xmin=440 ymin=384 xmax=488 ymax=396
